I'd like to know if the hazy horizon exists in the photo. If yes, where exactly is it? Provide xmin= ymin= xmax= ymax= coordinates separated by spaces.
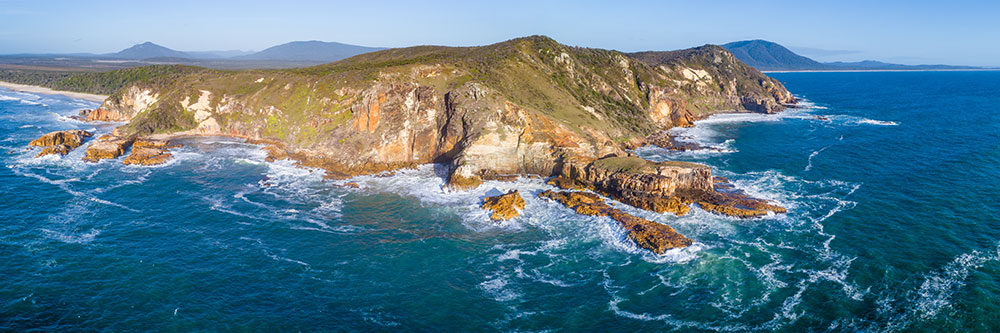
xmin=1 ymin=0 xmax=998 ymax=66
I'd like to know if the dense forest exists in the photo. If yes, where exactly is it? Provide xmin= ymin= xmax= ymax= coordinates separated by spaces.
xmin=0 ymin=65 xmax=207 ymax=95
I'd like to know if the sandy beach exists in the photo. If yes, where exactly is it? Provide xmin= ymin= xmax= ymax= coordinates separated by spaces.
xmin=0 ymin=81 xmax=108 ymax=102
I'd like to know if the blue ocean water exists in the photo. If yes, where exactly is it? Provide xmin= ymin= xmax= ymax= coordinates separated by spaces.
xmin=1 ymin=71 xmax=999 ymax=331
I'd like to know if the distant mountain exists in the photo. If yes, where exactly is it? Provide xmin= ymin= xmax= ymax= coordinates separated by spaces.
xmin=722 ymin=40 xmax=981 ymax=71
xmin=825 ymin=60 xmax=977 ymax=70
xmin=721 ymin=40 xmax=830 ymax=71
xmin=237 ymin=41 xmax=385 ymax=62
xmin=111 ymin=42 xmax=191 ymax=60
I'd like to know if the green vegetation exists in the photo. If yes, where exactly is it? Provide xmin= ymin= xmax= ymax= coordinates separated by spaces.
xmin=0 ymin=65 xmax=207 ymax=95
xmin=125 ymin=100 xmax=196 ymax=135
xmin=593 ymin=156 xmax=707 ymax=174
xmin=592 ymin=156 xmax=655 ymax=174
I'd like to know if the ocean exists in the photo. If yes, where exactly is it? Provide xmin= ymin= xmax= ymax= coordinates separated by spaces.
xmin=2 ymin=71 xmax=999 ymax=331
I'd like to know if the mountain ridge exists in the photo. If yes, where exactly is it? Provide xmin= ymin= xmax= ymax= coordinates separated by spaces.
xmin=236 ymin=40 xmax=386 ymax=62
xmin=722 ymin=39 xmax=982 ymax=71
xmin=110 ymin=42 xmax=192 ymax=60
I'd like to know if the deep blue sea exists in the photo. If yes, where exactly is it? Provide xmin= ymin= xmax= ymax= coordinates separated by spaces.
xmin=2 ymin=71 xmax=999 ymax=331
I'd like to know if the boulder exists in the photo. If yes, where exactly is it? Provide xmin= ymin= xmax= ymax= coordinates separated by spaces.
xmin=538 ymin=190 xmax=693 ymax=253
xmin=481 ymin=190 xmax=525 ymax=221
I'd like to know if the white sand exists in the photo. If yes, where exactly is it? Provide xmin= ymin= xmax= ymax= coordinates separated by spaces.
xmin=0 ymin=81 xmax=108 ymax=102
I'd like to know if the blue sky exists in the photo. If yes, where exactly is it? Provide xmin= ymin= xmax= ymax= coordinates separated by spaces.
xmin=1 ymin=0 xmax=998 ymax=66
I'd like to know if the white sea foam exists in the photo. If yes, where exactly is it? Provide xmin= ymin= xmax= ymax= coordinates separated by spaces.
xmin=804 ymin=146 xmax=830 ymax=172
xmin=41 ymin=228 xmax=101 ymax=244
xmin=480 ymin=274 xmax=522 ymax=302
xmin=862 ymin=242 xmax=1000 ymax=331
xmin=856 ymin=118 xmax=899 ymax=126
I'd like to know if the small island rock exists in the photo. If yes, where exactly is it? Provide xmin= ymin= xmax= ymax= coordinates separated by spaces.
xmin=481 ymin=190 xmax=526 ymax=221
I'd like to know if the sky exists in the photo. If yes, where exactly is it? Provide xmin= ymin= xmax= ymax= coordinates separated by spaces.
xmin=1 ymin=0 xmax=998 ymax=66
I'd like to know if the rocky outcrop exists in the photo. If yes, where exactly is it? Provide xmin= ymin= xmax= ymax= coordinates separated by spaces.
xmin=29 ymin=130 xmax=93 ymax=157
xmin=97 ymin=86 xmax=159 ymax=122
xmin=71 ymin=108 xmax=130 ymax=122
xmin=36 ymin=145 xmax=73 ymax=157
xmin=82 ymin=135 xmax=135 ymax=162
xmin=122 ymin=147 xmax=170 ymax=165
xmin=122 ymin=139 xmax=179 ymax=166
xmin=556 ymin=156 xmax=711 ymax=216
xmin=539 ymin=190 xmax=693 ymax=253
xmin=29 ymin=130 xmax=92 ymax=148
xmin=481 ymin=190 xmax=526 ymax=221
xmin=675 ymin=177 xmax=787 ymax=218
xmin=548 ymin=156 xmax=786 ymax=218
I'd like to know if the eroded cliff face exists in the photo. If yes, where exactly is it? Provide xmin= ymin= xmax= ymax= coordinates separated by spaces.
xmin=98 ymin=86 xmax=160 ymax=121
xmin=98 ymin=36 xmax=794 ymax=191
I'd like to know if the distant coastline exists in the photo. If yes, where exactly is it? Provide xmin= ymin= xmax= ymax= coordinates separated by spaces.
xmin=762 ymin=68 xmax=1000 ymax=73
xmin=0 ymin=81 xmax=107 ymax=102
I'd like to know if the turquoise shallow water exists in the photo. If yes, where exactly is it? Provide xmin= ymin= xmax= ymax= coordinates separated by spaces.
xmin=2 ymin=71 xmax=999 ymax=331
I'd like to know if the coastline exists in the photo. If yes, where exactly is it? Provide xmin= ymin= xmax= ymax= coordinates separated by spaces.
xmin=0 ymin=81 xmax=108 ymax=102
xmin=762 ymin=68 xmax=1000 ymax=74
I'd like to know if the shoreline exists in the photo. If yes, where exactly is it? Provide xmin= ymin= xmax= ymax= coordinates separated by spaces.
xmin=763 ymin=68 xmax=1000 ymax=74
xmin=0 ymin=81 xmax=108 ymax=102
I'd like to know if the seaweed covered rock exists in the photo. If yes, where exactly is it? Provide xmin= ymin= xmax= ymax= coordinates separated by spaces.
xmin=481 ymin=190 xmax=526 ymax=221
xmin=538 ymin=190 xmax=693 ymax=253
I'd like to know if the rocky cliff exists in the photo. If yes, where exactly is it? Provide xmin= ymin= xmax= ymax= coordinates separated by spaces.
xmin=95 ymin=36 xmax=795 ymax=190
